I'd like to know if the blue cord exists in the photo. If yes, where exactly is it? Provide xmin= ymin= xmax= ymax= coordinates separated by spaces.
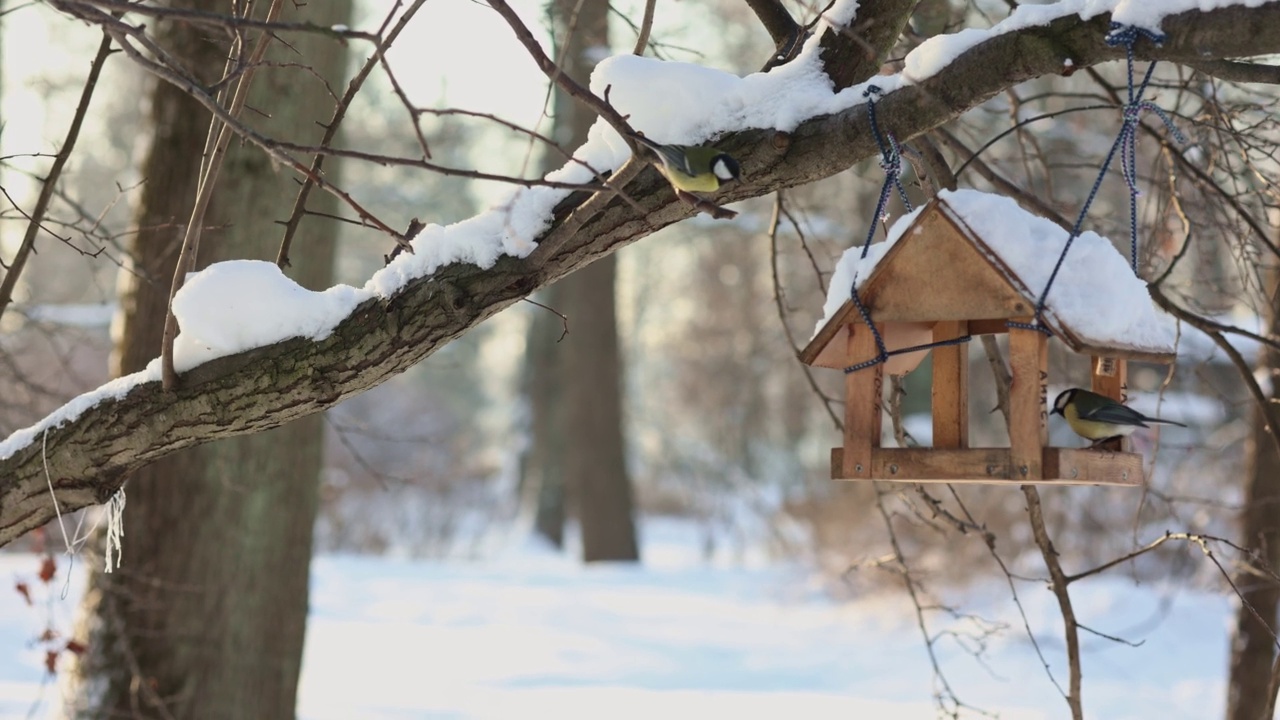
xmin=859 ymin=87 xmax=913 ymax=260
xmin=1015 ymin=23 xmax=1184 ymax=334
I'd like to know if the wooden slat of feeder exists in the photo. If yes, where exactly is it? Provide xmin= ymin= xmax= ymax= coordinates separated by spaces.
xmin=829 ymin=447 xmax=1143 ymax=486
xmin=1008 ymin=318 xmax=1048 ymax=481
xmin=1091 ymin=356 xmax=1128 ymax=453
xmin=842 ymin=322 xmax=882 ymax=479
xmin=932 ymin=320 xmax=968 ymax=449
xmin=1043 ymin=448 xmax=1142 ymax=486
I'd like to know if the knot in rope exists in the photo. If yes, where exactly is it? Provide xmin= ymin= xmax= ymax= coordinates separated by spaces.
xmin=1117 ymin=101 xmax=1187 ymax=193
xmin=1103 ymin=24 xmax=1185 ymax=270
xmin=877 ymin=134 xmax=903 ymax=178
xmin=859 ymin=88 xmax=913 ymax=260
xmin=1104 ymin=22 xmax=1165 ymax=50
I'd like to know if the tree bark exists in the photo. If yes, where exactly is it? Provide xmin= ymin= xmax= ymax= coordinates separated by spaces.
xmin=5 ymin=4 xmax=1280 ymax=544
xmin=63 ymin=2 xmax=350 ymax=718
xmin=1226 ymin=264 xmax=1280 ymax=720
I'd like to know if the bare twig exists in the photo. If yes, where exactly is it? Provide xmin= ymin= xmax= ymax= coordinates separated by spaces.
xmin=981 ymin=336 xmax=1013 ymax=425
xmin=1149 ymin=285 xmax=1280 ymax=460
xmin=486 ymin=0 xmax=636 ymax=144
xmin=522 ymin=297 xmax=569 ymax=342
xmin=631 ymin=0 xmax=655 ymax=55
xmin=161 ymin=0 xmax=286 ymax=390
xmin=528 ymin=157 xmax=649 ymax=264
xmin=1190 ymin=59 xmax=1280 ymax=84
xmin=1022 ymin=486 xmax=1084 ymax=720
xmin=53 ymin=0 xmax=379 ymax=41
xmin=0 ymin=32 xmax=113 ymax=319
xmin=276 ymin=0 xmax=428 ymax=269
xmin=744 ymin=0 xmax=800 ymax=51
xmin=872 ymin=488 xmax=990 ymax=718
xmin=936 ymin=128 xmax=1074 ymax=232
xmin=766 ymin=192 xmax=841 ymax=428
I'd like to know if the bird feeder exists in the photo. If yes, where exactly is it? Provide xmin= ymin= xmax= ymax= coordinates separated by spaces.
xmin=800 ymin=190 xmax=1177 ymax=486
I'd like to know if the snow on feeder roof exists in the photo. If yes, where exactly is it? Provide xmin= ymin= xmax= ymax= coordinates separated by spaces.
xmin=802 ymin=189 xmax=1177 ymax=371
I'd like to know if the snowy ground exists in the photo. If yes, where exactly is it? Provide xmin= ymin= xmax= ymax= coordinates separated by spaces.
xmin=0 ymin=519 xmax=1232 ymax=719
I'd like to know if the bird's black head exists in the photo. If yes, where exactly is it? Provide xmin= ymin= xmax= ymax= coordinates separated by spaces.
xmin=711 ymin=153 xmax=741 ymax=184
xmin=1051 ymin=388 xmax=1076 ymax=416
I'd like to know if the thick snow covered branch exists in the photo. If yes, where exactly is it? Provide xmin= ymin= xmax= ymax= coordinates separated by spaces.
xmin=3 ymin=2 xmax=1280 ymax=546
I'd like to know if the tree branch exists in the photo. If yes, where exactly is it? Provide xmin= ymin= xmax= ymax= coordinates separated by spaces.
xmin=744 ymin=0 xmax=800 ymax=52
xmin=817 ymin=0 xmax=918 ymax=90
xmin=1190 ymin=58 xmax=1280 ymax=84
xmin=486 ymin=0 xmax=636 ymax=144
xmin=1023 ymin=486 xmax=1084 ymax=720
xmin=0 ymin=32 xmax=113 ymax=319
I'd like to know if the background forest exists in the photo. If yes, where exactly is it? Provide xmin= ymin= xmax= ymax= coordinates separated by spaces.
xmin=0 ymin=0 xmax=1278 ymax=718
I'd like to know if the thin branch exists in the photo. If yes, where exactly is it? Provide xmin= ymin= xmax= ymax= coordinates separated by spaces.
xmin=1022 ymin=485 xmax=1084 ymax=720
xmin=632 ymin=0 xmax=656 ymax=55
xmin=521 ymin=298 xmax=569 ymax=342
xmin=276 ymin=0 xmax=428 ymax=269
xmin=0 ymin=32 xmax=113 ymax=319
xmin=1149 ymin=285 xmax=1280 ymax=461
xmin=766 ymin=192 xmax=841 ymax=429
xmin=1083 ymin=67 xmax=1280 ymax=263
xmin=936 ymin=127 xmax=1073 ymax=232
xmin=744 ymin=0 xmax=800 ymax=51
xmin=53 ymin=0 xmax=379 ymax=41
xmin=872 ymin=488 xmax=977 ymax=719
xmin=161 ymin=0 xmax=286 ymax=390
xmin=486 ymin=0 xmax=636 ymax=144
xmin=1190 ymin=59 xmax=1280 ymax=84
xmin=1078 ymin=622 xmax=1145 ymax=647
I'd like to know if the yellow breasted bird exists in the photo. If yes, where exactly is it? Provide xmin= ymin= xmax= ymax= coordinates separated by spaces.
xmin=630 ymin=134 xmax=742 ymax=194
xmin=1051 ymin=388 xmax=1187 ymax=446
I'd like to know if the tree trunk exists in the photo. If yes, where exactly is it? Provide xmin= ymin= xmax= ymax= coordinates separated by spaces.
xmin=521 ymin=0 xmax=638 ymax=561
xmin=64 ymin=2 xmax=350 ymax=718
xmin=561 ymin=252 xmax=638 ymax=561
xmin=1226 ymin=265 xmax=1280 ymax=720
xmin=524 ymin=282 xmax=568 ymax=548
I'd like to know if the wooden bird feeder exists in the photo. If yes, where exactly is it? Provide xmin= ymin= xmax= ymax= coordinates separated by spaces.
xmin=800 ymin=193 xmax=1176 ymax=486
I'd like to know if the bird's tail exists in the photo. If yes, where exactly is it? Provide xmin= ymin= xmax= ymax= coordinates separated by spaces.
xmin=1149 ymin=417 xmax=1188 ymax=428
xmin=628 ymin=131 xmax=659 ymax=150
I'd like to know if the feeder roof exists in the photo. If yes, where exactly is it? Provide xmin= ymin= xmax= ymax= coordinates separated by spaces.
xmin=803 ymin=189 xmax=1178 ymax=366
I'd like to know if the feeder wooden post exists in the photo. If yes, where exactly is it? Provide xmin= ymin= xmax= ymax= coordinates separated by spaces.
xmin=1008 ymin=319 xmax=1048 ymax=481
xmin=842 ymin=322 xmax=882 ymax=479
xmin=1091 ymin=356 xmax=1128 ymax=452
xmin=932 ymin=320 xmax=969 ymax=449
xmin=1091 ymin=356 xmax=1127 ymax=402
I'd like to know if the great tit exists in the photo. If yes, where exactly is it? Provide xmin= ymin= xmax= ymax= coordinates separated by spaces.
xmin=1051 ymin=388 xmax=1187 ymax=445
xmin=630 ymin=134 xmax=742 ymax=194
